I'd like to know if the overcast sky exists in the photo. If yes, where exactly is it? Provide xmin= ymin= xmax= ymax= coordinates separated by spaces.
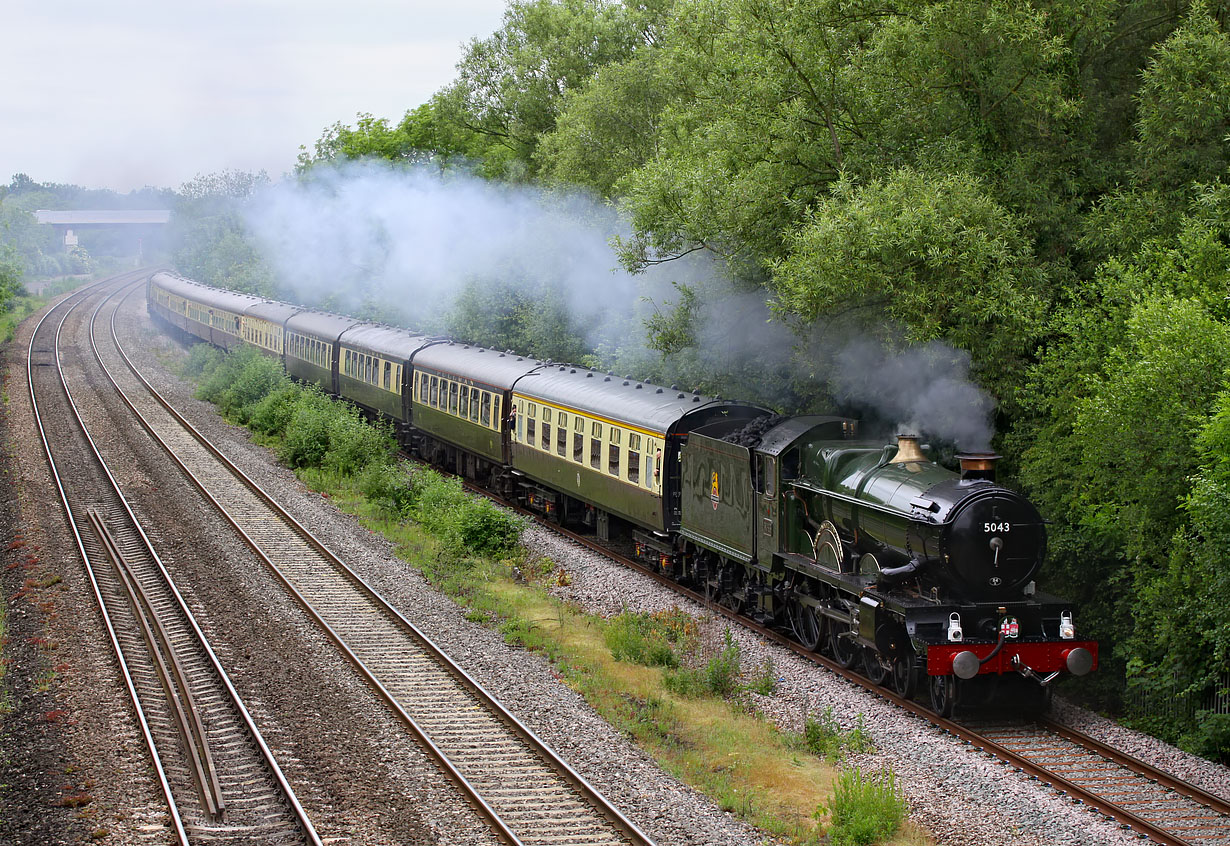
xmin=2 ymin=0 xmax=509 ymax=194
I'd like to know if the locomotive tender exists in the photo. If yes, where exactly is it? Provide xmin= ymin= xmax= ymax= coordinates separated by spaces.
xmin=147 ymin=271 xmax=1096 ymax=715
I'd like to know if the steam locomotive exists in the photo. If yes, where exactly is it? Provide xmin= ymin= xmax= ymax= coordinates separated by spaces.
xmin=147 ymin=271 xmax=1096 ymax=715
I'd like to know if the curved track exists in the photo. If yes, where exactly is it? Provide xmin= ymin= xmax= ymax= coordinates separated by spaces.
xmin=28 ymin=273 xmax=320 ymax=846
xmin=114 ymin=280 xmax=655 ymax=846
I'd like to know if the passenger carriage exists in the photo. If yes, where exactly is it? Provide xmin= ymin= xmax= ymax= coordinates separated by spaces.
xmin=283 ymin=311 xmax=357 ymax=393
xmin=509 ymin=365 xmax=762 ymax=546
xmin=336 ymin=324 xmax=434 ymax=432
xmin=409 ymin=343 xmax=537 ymax=481
xmin=148 ymin=271 xmax=261 ymax=350
xmin=242 ymin=301 xmax=299 ymax=360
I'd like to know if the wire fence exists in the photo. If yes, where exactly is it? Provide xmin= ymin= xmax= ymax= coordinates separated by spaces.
xmin=1129 ymin=672 xmax=1230 ymax=722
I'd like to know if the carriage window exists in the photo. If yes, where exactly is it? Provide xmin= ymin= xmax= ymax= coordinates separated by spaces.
xmin=628 ymin=433 xmax=641 ymax=485
xmin=573 ymin=417 xmax=584 ymax=462
xmin=429 ymin=376 xmax=439 ymax=407
xmin=481 ymin=392 xmax=491 ymax=426
xmin=459 ymin=385 xmax=469 ymax=419
xmin=527 ymin=418 xmax=536 ymax=443
xmin=384 ymin=361 xmax=391 ymax=390
xmin=590 ymin=422 xmax=603 ymax=469
xmin=419 ymin=373 xmax=428 ymax=401
xmin=449 ymin=382 xmax=459 ymax=414
xmin=557 ymin=424 xmax=567 ymax=456
xmin=543 ymin=407 xmax=552 ymax=424
xmin=541 ymin=422 xmax=551 ymax=450
xmin=470 ymin=390 xmax=480 ymax=422
xmin=644 ymin=453 xmax=653 ymax=488
xmin=492 ymin=397 xmax=501 ymax=430
xmin=528 ymin=403 xmax=537 ymax=418
xmin=608 ymin=442 xmax=621 ymax=476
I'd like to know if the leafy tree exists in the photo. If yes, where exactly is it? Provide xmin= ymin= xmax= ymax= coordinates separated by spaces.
xmin=297 ymin=104 xmax=490 ymax=173
xmin=445 ymin=276 xmax=595 ymax=364
xmin=436 ymin=0 xmax=671 ymax=178
xmin=168 ymin=171 xmax=277 ymax=297
xmin=772 ymin=169 xmax=1047 ymax=394
xmin=1133 ymin=3 xmax=1230 ymax=193
xmin=0 ymin=246 xmax=22 ymax=312
xmin=1128 ymin=388 xmax=1230 ymax=759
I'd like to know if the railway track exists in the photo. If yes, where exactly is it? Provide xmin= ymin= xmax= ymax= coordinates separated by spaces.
xmin=27 ymin=273 xmax=319 ymax=845
xmin=483 ymin=493 xmax=1230 ymax=846
xmin=100 ymin=279 xmax=655 ymax=846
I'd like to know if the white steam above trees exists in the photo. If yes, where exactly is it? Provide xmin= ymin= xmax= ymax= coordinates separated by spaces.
xmin=243 ymin=161 xmax=994 ymax=449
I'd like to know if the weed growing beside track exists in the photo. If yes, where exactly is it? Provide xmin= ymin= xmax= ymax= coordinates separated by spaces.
xmin=182 ymin=343 xmax=922 ymax=846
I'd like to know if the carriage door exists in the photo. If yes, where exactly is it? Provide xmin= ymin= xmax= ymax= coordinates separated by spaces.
xmin=755 ymin=453 xmax=777 ymax=568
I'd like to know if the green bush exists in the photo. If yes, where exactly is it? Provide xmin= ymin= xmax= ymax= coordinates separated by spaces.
xmin=247 ymin=383 xmax=302 ymax=436
xmin=278 ymin=388 xmax=335 ymax=468
xmin=801 ymin=708 xmax=874 ymax=762
xmin=357 ymin=462 xmax=419 ymax=514
xmin=323 ymin=405 xmax=395 ymax=475
xmin=411 ymin=469 xmax=526 ymax=557
xmin=195 ymin=344 xmax=254 ymax=406
xmin=182 ymin=342 xmax=223 ymax=379
xmin=455 ymin=500 xmax=526 ymax=557
xmin=1179 ymin=711 xmax=1230 ymax=762
xmin=223 ymin=351 xmax=287 ymax=423
xmin=822 ymin=766 xmax=907 ymax=846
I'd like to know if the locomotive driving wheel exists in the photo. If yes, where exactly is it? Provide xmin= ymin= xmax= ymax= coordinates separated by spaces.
xmin=862 ymin=649 xmax=889 ymax=686
xmin=828 ymin=618 xmax=858 ymax=669
xmin=789 ymin=593 xmax=824 ymax=652
xmin=892 ymin=656 xmax=918 ymax=698
xmin=929 ymin=674 xmax=957 ymax=718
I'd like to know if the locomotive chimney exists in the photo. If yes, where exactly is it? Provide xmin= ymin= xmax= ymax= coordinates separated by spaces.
xmin=957 ymin=452 xmax=1001 ymax=482
xmin=890 ymin=434 xmax=926 ymax=464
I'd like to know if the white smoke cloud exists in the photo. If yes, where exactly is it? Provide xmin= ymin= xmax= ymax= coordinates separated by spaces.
xmin=244 ymin=161 xmax=687 ymax=346
xmin=242 ymin=161 xmax=995 ymax=448
xmin=826 ymin=336 xmax=995 ymax=449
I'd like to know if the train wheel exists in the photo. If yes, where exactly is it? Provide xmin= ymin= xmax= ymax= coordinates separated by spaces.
xmin=892 ymin=657 xmax=918 ymax=699
xmin=862 ymin=649 xmax=889 ymax=686
xmin=929 ymin=674 xmax=957 ymax=718
xmin=790 ymin=601 xmax=823 ymax=652
xmin=828 ymin=620 xmax=858 ymax=669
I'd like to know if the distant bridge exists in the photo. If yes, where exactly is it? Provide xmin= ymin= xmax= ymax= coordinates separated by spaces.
xmin=35 ymin=209 xmax=172 ymax=248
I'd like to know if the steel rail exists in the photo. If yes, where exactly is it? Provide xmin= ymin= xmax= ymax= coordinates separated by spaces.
xmin=1037 ymin=717 xmax=1230 ymax=819
xmin=117 ymin=283 xmax=654 ymax=846
xmin=87 ymin=281 xmax=325 ymax=846
xmin=87 ymin=508 xmax=224 ymax=819
xmin=26 ymin=272 xmax=192 ymax=845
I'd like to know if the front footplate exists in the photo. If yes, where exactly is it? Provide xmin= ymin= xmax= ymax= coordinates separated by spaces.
xmin=927 ymin=640 xmax=1098 ymax=683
